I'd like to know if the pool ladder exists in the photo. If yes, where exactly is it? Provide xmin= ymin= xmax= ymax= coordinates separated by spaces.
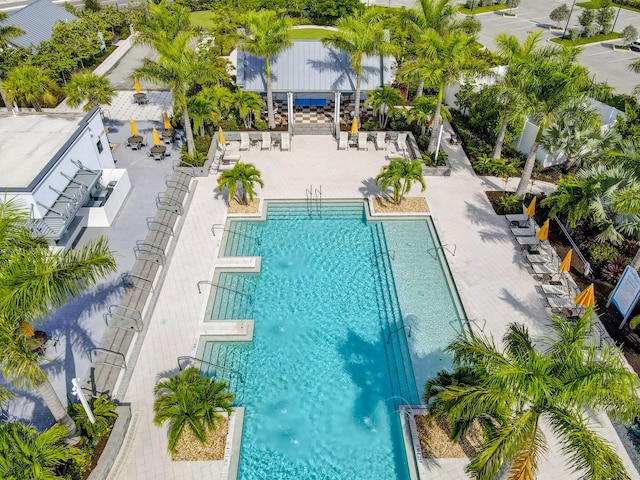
xmin=387 ymin=325 xmax=411 ymax=344
xmin=427 ymin=243 xmax=457 ymax=257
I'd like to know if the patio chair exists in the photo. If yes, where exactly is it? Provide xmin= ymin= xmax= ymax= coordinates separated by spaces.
xmin=516 ymin=236 xmax=540 ymax=250
xmin=525 ymin=251 xmax=552 ymax=264
xmin=396 ymin=132 xmax=407 ymax=151
xmin=532 ymin=263 xmax=558 ymax=280
xmin=375 ymin=132 xmax=387 ymax=150
xmin=240 ymin=132 xmax=250 ymax=151
xmin=542 ymin=283 xmax=568 ymax=297
xmin=386 ymin=151 xmax=407 ymax=161
xmin=261 ymin=132 xmax=272 ymax=150
xmin=358 ymin=132 xmax=368 ymax=150
xmin=511 ymin=219 xmax=535 ymax=236
xmin=505 ymin=213 xmax=529 ymax=227
xmin=281 ymin=133 xmax=290 ymax=151
xmin=338 ymin=132 xmax=348 ymax=150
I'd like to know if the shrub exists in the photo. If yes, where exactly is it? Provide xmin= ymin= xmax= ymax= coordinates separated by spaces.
xmin=589 ymin=243 xmax=619 ymax=269
xmin=69 ymin=394 xmax=118 ymax=442
xmin=497 ymin=193 xmax=522 ymax=214
xmin=569 ymin=27 xmax=581 ymax=40
xmin=180 ymin=147 xmax=207 ymax=167
xmin=253 ymin=119 xmax=268 ymax=131
xmin=422 ymin=150 xmax=447 ymax=166
xmin=362 ymin=121 xmax=378 ymax=131
xmin=601 ymin=257 xmax=629 ymax=284
xmin=473 ymin=155 xmax=497 ymax=175
xmin=194 ymin=134 xmax=211 ymax=154
xmin=218 ymin=118 xmax=240 ymax=131
xmin=416 ymin=134 xmax=430 ymax=152
xmin=620 ymin=238 xmax=639 ymax=258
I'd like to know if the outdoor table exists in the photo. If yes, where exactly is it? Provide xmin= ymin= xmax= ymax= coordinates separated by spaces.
xmin=133 ymin=92 xmax=147 ymax=104
xmin=29 ymin=330 xmax=48 ymax=355
xmin=250 ymin=139 xmax=260 ymax=149
xmin=162 ymin=129 xmax=174 ymax=138
xmin=150 ymin=145 xmax=167 ymax=160
xmin=128 ymin=135 xmax=143 ymax=149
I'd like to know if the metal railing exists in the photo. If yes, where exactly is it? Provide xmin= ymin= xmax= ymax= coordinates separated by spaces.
xmin=196 ymin=280 xmax=253 ymax=302
xmin=122 ymin=272 xmax=154 ymax=292
xmin=147 ymin=217 xmax=174 ymax=236
xmin=133 ymin=240 xmax=166 ymax=264
xmin=103 ymin=305 xmax=143 ymax=332
xmin=88 ymin=348 xmax=126 ymax=370
xmin=387 ymin=325 xmax=412 ymax=344
xmin=553 ymin=217 xmax=592 ymax=277
xmin=177 ymin=356 xmax=245 ymax=383
xmin=427 ymin=244 xmax=457 ymax=257
xmin=377 ymin=250 xmax=396 ymax=261
xmin=211 ymin=224 xmax=261 ymax=244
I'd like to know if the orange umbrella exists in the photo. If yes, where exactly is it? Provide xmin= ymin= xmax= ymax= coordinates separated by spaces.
xmin=574 ymin=284 xmax=595 ymax=308
xmin=536 ymin=219 xmax=549 ymax=241
xmin=218 ymin=126 xmax=226 ymax=145
xmin=134 ymin=78 xmax=141 ymax=93
xmin=163 ymin=112 xmax=172 ymax=130
xmin=129 ymin=118 xmax=138 ymax=136
xmin=350 ymin=120 xmax=358 ymax=135
xmin=526 ymin=197 xmax=537 ymax=217
xmin=152 ymin=128 xmax=161 ymax=146
xmin=20 ymin=322 xmax=34 ymax=337
xmin=559 ymin=250 xmax=573 ymax=273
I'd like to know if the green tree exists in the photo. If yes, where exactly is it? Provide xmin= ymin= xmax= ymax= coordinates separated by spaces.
xmin=429 ymin=310 xmax=638 ymax=480
xmin=233 ymin=91 xmax=264 ymax=129
xmin=407 ymin=96 xmax=450 ymax=136
xmin=0 ymin=12 xmax=25 ymax=108
xmin=621 ymin=25 xmax=638 ymax=46
xmin=153 ymin=367 xmax=234 ymax=454
xmin=217 ymin=162 xmax=264 ymax=206
xmin=0 ymin=422 xmax=85 ymax=479
xmin=375 ymin=158 xmax=426 ymax=205
xmin=187 ymin=93 xmax=216 ymax=137
xmin=0 ymin=198 xmax=116 ymax=437
xmin=64 ymin=72 xmax=115 ymax=112
xmin=69 ymin=394 xmax=117 ymax=442
xmin=365 ymin=86 xmax=404 ymax=129
xmin=399 ymin=31 xmax=486 ymax=152
xmin=550 ymin=4 xmax=570 ymax=28
xmin=2 ymin=66 xmax=58 ymax=111
xmin=596 ymin=0 xmax=615 ymax=34
xmin=238 ymin=10 xmax=293 ymax=129
xmin=323 ymin=10 xmax=396 ymax=127
xmin=84 ymin=0 xmax=100 ymax=12
xmin=201 ymin=85 xmax=234 ymax=125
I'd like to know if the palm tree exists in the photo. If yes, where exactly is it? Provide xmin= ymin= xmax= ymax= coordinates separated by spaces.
xmin=513 ymin=49 xmax=610 ymax=199
xmin=134 ymin=0 xmax=193 ymax=46
xmin=153 ymin=367 xmax=234 ymax=454
xmin=399 ymin=30 xmax=486 ymax=152
xmin=323 ymin=10 xmax=396 ymax=127
xmin=69 ymin=394 xmax=117 ymax=441
xmin=365 ymin=86 xmax=404 ymax=129
xmin=429 ymin=309 xmax=638 ymax=480
xmin=0 ymin=12 xmax=25 ymax=109
xmin=217 ymin=163 xmax=264 ymax=206
xmin=202 ymin=85 xmax=234 ymax=123
xmin=0 ymin=198 xmax=116 ymax=437
xmin=63 ymin=72 xmax=115 ymax=112
xmin=2 ymin=65 xmax=58 ymax=112
xmin=233 ymin=91 xmax=264 ymax=129
xmin=375 ymin=158 xmax=426 ymax=205
xmin=0 ymin=422 xmax=85 ymax=478
xmin=407 ymin=96 xmax=451 ymax=136
xmin=237 ymin=11 xmax=293 ymax=130
xmin=187 ymin=93 xmax=215 ymax=137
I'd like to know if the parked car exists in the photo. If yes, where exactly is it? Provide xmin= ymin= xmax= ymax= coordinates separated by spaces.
xmin=630 ymin=40 xmax=640 ymax=52
xmin=450 ymin=133 xmax=462 ymax=145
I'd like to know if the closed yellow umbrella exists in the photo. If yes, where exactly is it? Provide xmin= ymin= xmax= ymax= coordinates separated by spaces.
xmin=218 ymin=126 xmax=226 ymax=145
xmin=164 ymin=112 xmax=172 ymax=130
xmin=350 ymin=120 xmax=358 ymax=135
xmin=559 ymin=250 xmax=573 ymax=273
xmin=536 ymin=219 xmax=549 ymax=241
xmin=152 ymin=128 xmax=161 ymax=146
xmin=20 ymin=322 xmax=34 ymax=337
xmin=526 ymin=197 xmax=537 ymax=217
xmin=134 ymin=78 xmax=141 ymax=93
xmin=574 ymin=284 xmax=595 ymax=308
xmin=129 ymin=118 xmax=138 ymax=136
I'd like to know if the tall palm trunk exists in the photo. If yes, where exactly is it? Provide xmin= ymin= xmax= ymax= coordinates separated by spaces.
xmin=515 ymin=140 xmax=539 ymax=199
xmin=36 ymin=377 xmax=77 ymax=440
xmin=631 ymin=250 xmax=640 ymax=271
xmin=0 ymin=84 xmax=9 ymax=111
xmin=265 ymin=55 xmax=275 ymax=129
xmin=354 ymin=71 xmax=362 ymax=127
xmin=416 ymin=80 xmax=425 ymax=99
xmin=427 ymin=84 xmax=444 ymax=153
xmin=492 ymin=108 xmax=511 ymax=159
xmin=182 ymin=109 xmax=195 ymax=155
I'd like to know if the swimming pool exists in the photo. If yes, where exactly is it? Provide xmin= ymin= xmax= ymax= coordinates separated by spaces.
xmin=198 ymin=201 xmax=463 ymax=479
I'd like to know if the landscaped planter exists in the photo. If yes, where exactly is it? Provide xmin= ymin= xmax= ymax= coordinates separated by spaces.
xmin=88 ymin=404 xmax=131 ymax=480
xmin=174 ymin=134 xmax=217 ymax=177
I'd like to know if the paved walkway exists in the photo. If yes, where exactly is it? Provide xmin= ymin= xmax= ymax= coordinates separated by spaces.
xmin=112 ymin=130 xmax=639 ymax=479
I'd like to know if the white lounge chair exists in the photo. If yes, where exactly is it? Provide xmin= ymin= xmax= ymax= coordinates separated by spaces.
xmin=358 ymin=132 xmax=368 ymax=150
xmin=261 ymin=132 xmax=271 ymax=150
xmin=505 ymin=213 xmax=529 ymax=227
xmin=375 ymin=132 xmax=387 ymax=150
xmin=396 ymin=132 xmax=407 ymax=151
xmin=239 ymin=132 xmax=250 ymax=151
xmin=280 ymin=133 xmax=290 ymax=151
xmin=338 ymin=132 xmax=348 ymax=150
xmin=511 ymin=222 xmax=535 ymax=236
xmin=386 ymin=150 xmax=407 ymax=160
xmin=542 ymin=283 xmax=568 ymax=297
xmin=516 ymin=236 xmax=540 ymax=250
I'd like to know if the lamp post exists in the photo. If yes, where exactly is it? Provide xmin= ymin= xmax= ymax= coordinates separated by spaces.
xmin=71 ymin=378 xmax=95 ymax=424
xmin=434 ymin=125 xmax=444 ymax=163
xmin=611 ymin=5 xmax=623 ymax=33
xmin=563 ymin=0 xmax=578 ymax=39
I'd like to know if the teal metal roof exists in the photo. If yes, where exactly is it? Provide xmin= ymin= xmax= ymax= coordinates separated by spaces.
xmin=6 ymin=0 xmax=76 ymax=49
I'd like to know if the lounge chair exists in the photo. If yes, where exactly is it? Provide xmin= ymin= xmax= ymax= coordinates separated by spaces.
xmin=532 ymin=263 xmax=557 ymax=280
xmin=338 ymin=132 xmax=348 ymax=150
xmin=542 ymin=283 xmax=568 ymax=297
xmin=240 ymin=132 xmax=250 ymax=151
xmin=386 ymin=151 xmax=407 ymax=160
xmin=358 ymin=132 xmax=368 ymax=150
xmin=396 ymin=132 xmax=407 ymax=151
xmin=221 ymin=151 xmax=241 ymax=164
xmin=375 ymin=132 xmax=387 ymax=150
xmin=281 ymin=133 xmax=290 ymax=151
xmin=516 ymin=236 xmax=540 ymax=250
xmin=505 ymin=213 xmax=530 ymax=227
xmin=525 ymin=251 xmax=552 ymax=264
xmin=261 ymin=132 xmax=271 ymax=150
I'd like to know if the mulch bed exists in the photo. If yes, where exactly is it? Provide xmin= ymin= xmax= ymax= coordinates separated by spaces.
xmin=171 ymin=418 xmax=229 ymax=461
xmin=415 ymin=415 xmax=483 ymax=458
xmin=372 ymin=197 xmax=430 ymax=213
xmin=227 ymin=198 xmax=260 ymax=214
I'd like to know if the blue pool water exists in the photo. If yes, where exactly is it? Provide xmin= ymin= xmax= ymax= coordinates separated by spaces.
xmin=200 ymin=201 xmax=462 ymax=479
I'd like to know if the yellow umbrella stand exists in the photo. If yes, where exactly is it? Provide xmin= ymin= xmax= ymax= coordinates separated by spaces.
xmin=134 ymin=78 xmax=141 ymax=93
xmin=163 ymin=112 xmax=172 ymax=130
xmin=218 ymin=126 xmax=226 ymax=145
xmin=129 ymin=118 xmax=138 ymax=136
xmin=152 ymin=128 xmax=161 ymax=146
xmin=574 ymin=284 xmax=595 ymax=308
xmin=526 ymin=197 xmax=537 ymax=217
xmin=536 ymin=219 xmax=550 ymax=241
xmin=350 ymin=120 xmax=358 ymax=135
xmin=559 ymin=250 xmax=573 ymax=273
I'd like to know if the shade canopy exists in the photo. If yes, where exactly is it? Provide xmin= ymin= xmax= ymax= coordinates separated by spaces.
xmin=164 ymin=112 xmax=171 ymax=130
xmin=526 ymin=197 xmax=537 ymax=217
xmin=134 ymin=78 xmax=141 ymax=93
xmin=152 ymin=128 xmax=161 ymax=146
xmin=350 ymin=121 xmax=358 ymax=135
xmin=536 ymin=219 xmax=549 ymax=241
xmin=574 ymin=284 xmax=595 ymax=308
xmin=129 ymin=118 xmax=138 ymax=136
xmin=559 ymin=250 xmax=573 ymax=273
xmin=218 ymin=127 xmax=226 ymax=145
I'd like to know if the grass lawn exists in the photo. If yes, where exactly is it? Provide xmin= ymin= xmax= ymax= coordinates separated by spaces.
xmin=459 ymin=3 xmax=507 ymax=14
xmin=550 ymin=32 xmax=621 ymax=46
xmin=189 ymin=11 xmax=215 ymax=30
xmin=577 ymin=0 xmax=640 ymax=12
xmin=290 ymin=28 xmax=333 ymax=41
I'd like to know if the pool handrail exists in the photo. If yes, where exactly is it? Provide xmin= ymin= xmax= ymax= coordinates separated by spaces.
xmin=387 ymin=324 xmax=411 ymax=344
xmin=211 ymin=224 xmax=261 ymax=245
xmin=177 ymin=355 xmax=245 ymax=383
xmin=197 ymin=280 xmax=253 ymax=303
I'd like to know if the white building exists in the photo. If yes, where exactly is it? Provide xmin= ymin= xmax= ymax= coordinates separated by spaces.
xmin=0 ymin=107 xmax=131 ymax=248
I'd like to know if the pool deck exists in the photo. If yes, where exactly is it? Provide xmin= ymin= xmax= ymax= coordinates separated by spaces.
xmin=112 ymin=130 xmax=640 ymax=479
